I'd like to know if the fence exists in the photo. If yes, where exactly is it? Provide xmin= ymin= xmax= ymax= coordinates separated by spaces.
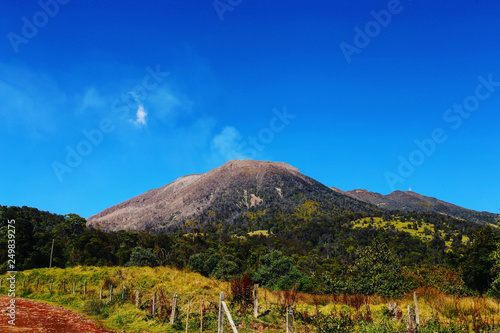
xmin=1 ymin=277 xmax=291 ymax=332
xmin=1 ymin=277 xmax=430 ymax=333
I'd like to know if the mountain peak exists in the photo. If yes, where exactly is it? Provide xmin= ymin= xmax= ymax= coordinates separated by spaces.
xmin=87 ymin=159 xmax=375 ymax=232
xmin=219 ymin=159 xmax=300 ymax=173
xmin=87 ymin=160 xmax=497 ymax=232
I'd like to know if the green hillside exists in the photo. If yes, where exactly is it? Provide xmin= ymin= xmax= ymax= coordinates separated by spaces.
xmin=351 ymin=217 xmax=471 ymax=249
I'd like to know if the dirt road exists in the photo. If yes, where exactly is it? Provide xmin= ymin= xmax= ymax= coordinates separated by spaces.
xmin=0 ymin=295 xmax=116 ymax=332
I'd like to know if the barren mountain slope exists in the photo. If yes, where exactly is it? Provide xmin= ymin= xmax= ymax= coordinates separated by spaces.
xmin=88 ymin=160 xmax=375 ymax=231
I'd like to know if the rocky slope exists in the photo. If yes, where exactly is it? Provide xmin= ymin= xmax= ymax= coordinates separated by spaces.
xmin=330 ymin=188 xmax=497 ymax=225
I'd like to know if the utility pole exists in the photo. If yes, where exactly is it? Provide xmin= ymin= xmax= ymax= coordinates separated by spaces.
xmin=49 ymin=239 xmax=55 ymax=268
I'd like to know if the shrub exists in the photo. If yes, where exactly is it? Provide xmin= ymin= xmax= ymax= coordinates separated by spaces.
xmin=230 ymin=274 xmax=254 ymax=314
xmin=295 ymin=309 xmax=354 ymax=333
xmin=407 ymin=265 xmax=471 ymax=296
xmin=85 ymin=299 xmax=108 ymax=316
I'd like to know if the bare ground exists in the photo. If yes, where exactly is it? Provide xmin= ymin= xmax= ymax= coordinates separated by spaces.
xmin=0 ymin=295 xmax=116 ymax=333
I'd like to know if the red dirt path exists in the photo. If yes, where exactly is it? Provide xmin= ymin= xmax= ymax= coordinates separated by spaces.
xmin=0 ymin=295 xmax=117 ymax=332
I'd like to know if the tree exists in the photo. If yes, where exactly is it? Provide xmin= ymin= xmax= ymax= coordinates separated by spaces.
xmin=488 ymin=243 xmax=500 ymax=298
xmin=293 ymin=200 xmax=320 ymax=222
xmin=63 ymin=214 xmax=87 ymax=238
xmin=253 ymin=250 xmax=309 ymax=291
xmin=187 ymin=253 xmax=207 ymax=275
xmin=204 ymin=253 xmax=223 ymax=276
xmin=70 ymin=228 xmax=116 ymax=266
xmin=327 ymin=241 xmax=412 ymax=298
xmin=125 ymin=247 xmax=159 ymax=267
xmin=489 ymin=213 xmax=500 ymax=297
xmin=211 ymin=257 xmax=240 ymax=280
xmin=460 ymin=226 xmax=500 ymax=293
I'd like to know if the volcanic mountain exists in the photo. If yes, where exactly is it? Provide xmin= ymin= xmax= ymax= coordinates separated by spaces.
xmin=330 ymin=187 xmax=497 ymax=225
xmin=87 ymin=160 xmax=377 ymax=231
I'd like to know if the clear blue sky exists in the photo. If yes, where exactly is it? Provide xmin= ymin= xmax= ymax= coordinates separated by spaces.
xmin=1 ymin=0 xmax=499 ymax=218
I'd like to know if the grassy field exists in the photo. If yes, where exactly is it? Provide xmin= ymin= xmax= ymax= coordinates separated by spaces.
xmin=0 ymin=266 xmax=229 ymax=332
xmin=247 ymin=230 xmax=271 ymax=237
xmin=351 ymin=217 xmax=470 ymax=249
xmin=1 ymin=266 xmax=500 ymax=332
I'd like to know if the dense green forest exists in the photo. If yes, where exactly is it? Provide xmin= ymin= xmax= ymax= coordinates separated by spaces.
xmin=1 ymin=204 xmax=499 ymax=299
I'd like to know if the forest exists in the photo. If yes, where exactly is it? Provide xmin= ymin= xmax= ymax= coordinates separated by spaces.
xmin=1 ymin=204 xmax=500 ymax=300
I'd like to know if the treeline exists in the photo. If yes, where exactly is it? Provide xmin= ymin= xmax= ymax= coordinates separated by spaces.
xmin=1 ymin=205 xmax=499 ymax=299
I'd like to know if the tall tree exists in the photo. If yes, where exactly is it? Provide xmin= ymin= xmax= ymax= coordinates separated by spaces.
xmin=460 ymin=226 xmax=500 ymax=293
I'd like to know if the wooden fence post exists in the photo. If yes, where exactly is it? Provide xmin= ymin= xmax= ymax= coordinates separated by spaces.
xmin=100 ymin=286 xmax=103 ymax=299
xmin=50 ymin=279 xmax=53 ymax=291
xmin=170 ymin=293 xmax=178 ymax=324
xmin=413 ymin=292 xmax=420 ymax=327
xmin=286 ymin=307 xmax=293 ymax=333
xmin=218 ymin=292 xmax=224 ymax=333
xmin=110 ymin=285 xmax=113 ymax=302
xmin=200 ymin=299 xmax=204 ymax=333
xmin=73 ymin=281 xmax=76 ymax=294
xmin=253 ymin=284 xmax=259 ymax=318
xmin=221 ymin=300 xmax=238 ymax=333
xmin=185 ymin=300 xmax=191 ymax=333
xmin=84 ymin=281 xmax=87 ymax=295
xmin=406 ymin=305 xmax=417 ymax=333
xmin=136 ymin=289 xmax=140 ymax=308
xmin=0 ymin=277 xmax=3 ymax=287
xmin=152 ymin=292 xmax=157 ymax=317
xmin=36 ymin=278 xmax=39 ymax=289
xmin=23 ymin=279 xmax=25 ymax=289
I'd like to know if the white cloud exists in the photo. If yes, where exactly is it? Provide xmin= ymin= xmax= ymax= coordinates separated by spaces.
xmin=126 ymin=90 xmax=148 ymax=127
xmin=129 ymin=104 xmax=147 ymax=126
xmin=210 ymin=126 xmax=246 ymax=161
